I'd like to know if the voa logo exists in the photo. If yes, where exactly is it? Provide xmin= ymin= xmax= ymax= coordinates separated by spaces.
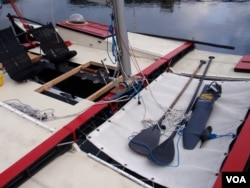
xmin=222 ymin=172 xmax=249 ymax=188
xmin=226 ymin=176 xmax=246 ymax=184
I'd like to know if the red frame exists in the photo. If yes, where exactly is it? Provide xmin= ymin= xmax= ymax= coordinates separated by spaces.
xmin=0 ymin=104 xmax=107 ymax=187
xmin=57 ymin=21 xmax=112 ymax=39
xmin=234 ymin=55 xmax=250 ymax=73
xmin=213 ymin=114 xmax=250 ymax=188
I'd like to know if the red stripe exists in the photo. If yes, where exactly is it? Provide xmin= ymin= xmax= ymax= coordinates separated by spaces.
xmin=213 ymin=114 xmax=250 ymax=188
xmin=141 ymin=42 xmax=194 ymax=77
xmin=234 ymin=55 xmax=250 ymax=73
xmin=0 ymin=103 xmax=107 ymax=187
xmin=57 ymin=21 xmax=111 ymax=38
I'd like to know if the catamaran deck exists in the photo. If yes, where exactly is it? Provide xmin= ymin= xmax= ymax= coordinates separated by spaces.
xmin=1 ymin=22 xmax=250 ymax=187
xmin=172 ymin=49 xmax=250 ymax=81
xmin=20 ymin=145 xmax=143 ymax=188
xmin=0 ymin=30 xmax=192 ymax=187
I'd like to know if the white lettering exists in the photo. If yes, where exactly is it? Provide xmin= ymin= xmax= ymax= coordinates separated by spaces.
xmin=232 ymin=176 xmax=239 ymax=183
xmin=226 ymin=176 xmax=246 ymax=183
xmin=226 ymin=176 xmax=233 ymax=183
xmin=240 ymin=176 xmax=246 ymax=183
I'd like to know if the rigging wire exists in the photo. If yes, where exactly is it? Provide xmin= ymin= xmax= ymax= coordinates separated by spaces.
xmin=2 ymin=95 xmax=131 ymax=122
xmin=44 ymin=95 xmax=132 ymax=121
xmin=50 ymin=0 xmax=56 ymax=27
xmin=107 ymin=13 xmax=120 ymax=65
xmin=132 ymin=0 xmax=137 ymax=32
xmin=3 ymin=99 xmax=55 ymax=121
xmin=107 ymin=8 xmax=168 ymax=113
xmin=115 ymin=21 xmax=168 ymax=112
xmin=0 ymin=0 xmax=3 ymax=16
xmin=141 ymin=107 xmax=185 ymax=134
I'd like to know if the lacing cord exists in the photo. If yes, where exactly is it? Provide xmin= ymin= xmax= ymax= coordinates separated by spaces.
xmin=3 ymin=99 xmax=54 ymax=121
xmin=209 ymin=133 xmax=237 ymax=140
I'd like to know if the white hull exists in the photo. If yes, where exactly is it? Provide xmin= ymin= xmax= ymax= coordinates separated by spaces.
xmin=1 ymin=17 xmax=250 ymax=188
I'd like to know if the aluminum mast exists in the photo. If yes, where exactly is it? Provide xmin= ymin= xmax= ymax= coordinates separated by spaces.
xmin=89 ymin=0 xmax=132 ymax=81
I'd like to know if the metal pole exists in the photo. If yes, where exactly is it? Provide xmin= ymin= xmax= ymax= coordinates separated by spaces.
xmin=112 ymin=0 xmax=132 ymax=80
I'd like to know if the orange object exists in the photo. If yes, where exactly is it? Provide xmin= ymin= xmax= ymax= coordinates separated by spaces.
xmin=0 ymin=73 xmax=3 ymax=86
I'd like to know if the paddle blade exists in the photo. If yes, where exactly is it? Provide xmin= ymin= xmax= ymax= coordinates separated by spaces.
xmin=148 ymin=134 xmax=175 ymax=165
xmin=129 ymin=126 xmax=161 ymax=155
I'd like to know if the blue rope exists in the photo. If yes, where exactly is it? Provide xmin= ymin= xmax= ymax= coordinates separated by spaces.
xmin=148 ymin=135 xmax=181 ymax=167
xmin=107 ymin=13 xmax=119 ymax=64
xmin=111 ymin=81 xmax=143 ymax=100
xmin=129 ymin=124 xmax=236 ymax=167
xmin=129 ymin=82 xmax=143 ymax=97
xmin=209 ymin=133 xmax=237 ymax=140
xmin=129 ymin=129 xmax=182 ymax=167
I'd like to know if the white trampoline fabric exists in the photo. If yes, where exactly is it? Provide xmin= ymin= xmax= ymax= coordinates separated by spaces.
xmin=88 ymin=73 xmax=250 ymax=188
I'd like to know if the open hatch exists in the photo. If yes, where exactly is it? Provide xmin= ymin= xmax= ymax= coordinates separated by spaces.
xmin=35 ymin=61 xmax=120 ymax=104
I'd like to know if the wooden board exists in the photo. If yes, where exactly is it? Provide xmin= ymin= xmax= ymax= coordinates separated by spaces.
xmin=27 ymin=52 xmax=42 ymax=63
xmin=35 ymin=61 xmax=121 ymax=101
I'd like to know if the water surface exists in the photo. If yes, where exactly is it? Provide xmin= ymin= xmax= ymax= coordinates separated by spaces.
xmin=0 ymin=0 xmax=249 ymax=55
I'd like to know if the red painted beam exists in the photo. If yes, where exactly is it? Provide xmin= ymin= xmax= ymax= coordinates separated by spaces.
xmin=213 ymin=114 xmax=250 ymax=188
xmin=234 ymin=55 xmax=250 ymax=73
xmin=57 ymin=21 xmax=111 ymax=38
xmin=8 ymin=0 xmax=30 ymax=30
xmin=0 ymin=103 xmax=107 ymax=187
xmin=141 ymin=42 xmax=194 ymax=77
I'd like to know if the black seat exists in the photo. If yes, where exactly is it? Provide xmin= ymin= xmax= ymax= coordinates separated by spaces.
xmin=29 ymin=23 xmax=77 ymax=64
xmin=0 ymin=27 xmax=45 ymax=82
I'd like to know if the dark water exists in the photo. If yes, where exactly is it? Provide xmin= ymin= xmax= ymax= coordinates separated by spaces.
xmin=0 ymin=0 xmax=250 ymax=55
